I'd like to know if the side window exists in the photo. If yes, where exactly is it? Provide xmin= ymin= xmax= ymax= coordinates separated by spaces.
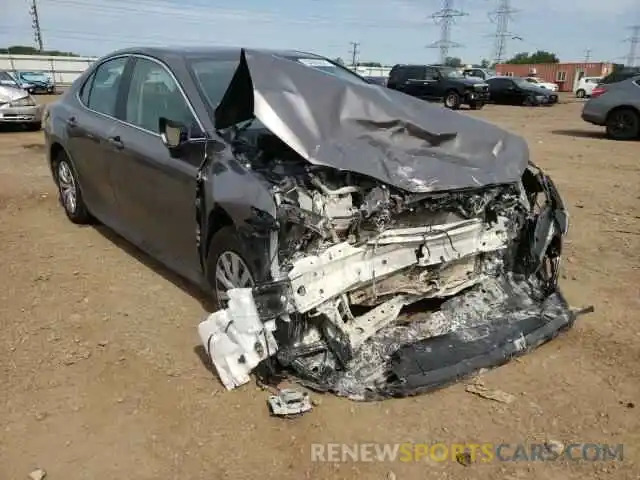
xmin=406 ymin=66 xmax=425 ymax=80
xmin=424 ymin=67 xmax=438 ymax=80
xmin=124 ymin=58 xmax=197 ymax=134
xmin=86 ymin=57 xmax=128 ymax=116
xmin=79 ymin=71 xmax=96 ymax=105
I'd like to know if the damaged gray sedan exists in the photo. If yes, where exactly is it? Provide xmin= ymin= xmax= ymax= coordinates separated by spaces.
xmin=44 ymin=47 xmax=583 ymax=400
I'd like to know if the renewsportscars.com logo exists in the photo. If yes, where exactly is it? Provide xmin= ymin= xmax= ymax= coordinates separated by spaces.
xmin=310 ymin=442 xmax=624 ymax=463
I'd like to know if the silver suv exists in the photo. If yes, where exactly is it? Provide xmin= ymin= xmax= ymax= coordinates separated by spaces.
xmin=582 ymin=75 xmax=640 ymax=140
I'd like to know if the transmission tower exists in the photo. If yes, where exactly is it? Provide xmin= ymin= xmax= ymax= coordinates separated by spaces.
xmin=584 ymin=49 xmax=592 ymax=62
xmin=349 ymin=41 xmax=360 ymax=67
xmin=625 ymin=25 xmax=639 ymax=66
xmin=489 ymin=0 xmax=519 ymax=65
xmin=29 ymin=0 xmax=44 ymax=51
xmin=427 ymin=0 xmax=467 ymax=64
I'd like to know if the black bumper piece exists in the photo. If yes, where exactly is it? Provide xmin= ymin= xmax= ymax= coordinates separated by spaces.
xmin=385 ymin=291 xmax=575 ymax=397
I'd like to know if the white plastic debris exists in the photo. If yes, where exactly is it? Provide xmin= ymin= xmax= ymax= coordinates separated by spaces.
xmin=268 ymin=388 xmax=313 ymax=416
xmin=198 ymin=288 xmax=278 ymax=390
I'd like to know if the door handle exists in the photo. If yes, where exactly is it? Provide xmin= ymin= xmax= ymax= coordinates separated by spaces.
xmin=108 ymin=135 xmax=124 ymax=150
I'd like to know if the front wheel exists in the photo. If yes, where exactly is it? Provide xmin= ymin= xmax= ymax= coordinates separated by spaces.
xmin=444 ymin=91 xmax=461 ymax=109
xmin=469 ymin=101 xmax=485 ymax=110
xmin=53 ymin=152 xmax=92 ymax=224
xmin=206 ymin=226 xmax=258 ymax=309
xmin=605 ymin=108 xmax=640 ymax=140
xmin=576 ymin=89 xmax=586 ymax=98
xmin=523 ymin=95 xmax=537 ymax=106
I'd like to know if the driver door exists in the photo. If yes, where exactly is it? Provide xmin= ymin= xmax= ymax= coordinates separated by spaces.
xmin=109 ymin=56 xmax=206 ymax=280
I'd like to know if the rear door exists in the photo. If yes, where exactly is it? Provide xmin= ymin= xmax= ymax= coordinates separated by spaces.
xmin=65 ymin=56 xmax=130 ymax=221
xmin=487 ymin=78 xmax=514 ymax=103
xmin=109 ymin=56 xmax=205 ymax=278
xmin=422 ymin=67 xmax=442 ymax=99
xmin=403 ymin=66 xmax=429 ymax=99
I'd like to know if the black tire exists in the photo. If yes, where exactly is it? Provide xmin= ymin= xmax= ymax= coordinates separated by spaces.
xmin=523 ymin=95 xmax=537 ymax=106
xmin=25 ymin=121 xmax=42 ymax=131
xmin=469 ymin=101 xmax=484 ymax=110
xmin=53 ymin=151 xmax=92 ymax=224
xmin=576 ymin=89 xmax=586 ymax=98
xmin=444 ymin=90 xmax=461 ymax=110
xmin=605 ymin=108 xmax=640 ymax=140
xmin=206 ymin=226 xmax=259 ymax=309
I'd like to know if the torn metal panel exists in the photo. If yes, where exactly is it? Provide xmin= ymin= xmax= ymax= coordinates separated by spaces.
xmin=198 ymin=288 xmax=278 ymax=390
xmin=285 ymin=217 xmax=510 ymax=313
xmin=215 ymin=49 xmax=530 ymax=193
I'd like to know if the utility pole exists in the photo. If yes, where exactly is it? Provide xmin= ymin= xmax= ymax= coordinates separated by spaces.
xmin=488 ymin=0 xmax=519 ymax=65
xmin=349 ymin=41 xmax=360 ymax=68
xmin=584 ymin=48 xmax=592 ymax=62
xmin=29 ymin=0 xmax=44 ymax=51
xmin=625 ymin=25 xmax=639 ymax=66
xmin=427 ymin=0 xmax=467 ymax=64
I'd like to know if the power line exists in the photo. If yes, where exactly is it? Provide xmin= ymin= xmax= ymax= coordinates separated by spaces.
xmin=427 ymin=0 xmax=467 ymax=64
xmin=37 ymin=0 xmax=433 ymax=30
xmin=488 ymin=0 xmax=519 ymax=65
xmin=29 ymin=0 xmax=44 ymax=51
xmin=349 ymin=41 xmax=360 ymax=67
xmin=625 ymin=25 xmax=640 ymax=66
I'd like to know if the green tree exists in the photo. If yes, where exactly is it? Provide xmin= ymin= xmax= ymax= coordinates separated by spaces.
xmin=357 ymin=61 xmax=382 ymax=67
xmin=480 ymin=58 xmax=490 ymax=68
xmin=505 ymin=50 xmax=559 ymax=64
xmin=0 ymin=45 xmax=79 ymax=56
xmin=333 ymin=57 xmax=345 ymax=65
xmin=444 ymin=56 xmax=462 ymax=67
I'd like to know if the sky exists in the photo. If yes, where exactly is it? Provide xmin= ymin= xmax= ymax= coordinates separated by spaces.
xmin=2 ymin=0 xmax=639 ymax=65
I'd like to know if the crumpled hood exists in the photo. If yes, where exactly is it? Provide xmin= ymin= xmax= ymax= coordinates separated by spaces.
xmin=215 ymin=49 xmax=530 ymax=193
xmin=0 ymin=85 xmax=29 ymax=103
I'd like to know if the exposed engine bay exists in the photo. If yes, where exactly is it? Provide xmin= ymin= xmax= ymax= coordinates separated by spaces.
xmin=198 ymin=127 xmax=582 ymax=400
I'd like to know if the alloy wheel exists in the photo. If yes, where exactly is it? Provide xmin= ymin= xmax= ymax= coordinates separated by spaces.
xmin=214 ymin=251 xmax=255 ymax=306
xmin=608 ymin=110 xmax=638 ymax=139
xmin=57 ymin=160 xmax=77 ymax=215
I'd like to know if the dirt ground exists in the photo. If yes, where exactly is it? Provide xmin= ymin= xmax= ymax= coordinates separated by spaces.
xmin=1 ymin=95 xmax=638 ymax=480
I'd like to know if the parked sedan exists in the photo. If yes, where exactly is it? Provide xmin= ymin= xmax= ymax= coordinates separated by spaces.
xmin=0 ymin=84 xmax=43 ymax=130
xmin=523 ymin=76 xmax=559 ymax=92
xmin=486 ymin=76 xmax=558 ymax=106
xmin=15 ymin=71 xmax=55 ymax=94
xmin=581 ymin=75 xmax=640 ymax=140
xmin=44 ymin=46 xmax=577 ymax=399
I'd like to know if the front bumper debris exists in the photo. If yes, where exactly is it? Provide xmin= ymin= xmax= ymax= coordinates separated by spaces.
xmin=198 ymin=160 xmax=587 ymax=401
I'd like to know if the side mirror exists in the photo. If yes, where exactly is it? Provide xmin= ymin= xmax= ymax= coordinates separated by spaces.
xmin=159 ymin=117 xmax=188 ymax=149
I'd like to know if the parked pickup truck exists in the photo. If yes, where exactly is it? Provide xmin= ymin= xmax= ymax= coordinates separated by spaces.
xmin=387 ymin=64 xmax=490 ymax=110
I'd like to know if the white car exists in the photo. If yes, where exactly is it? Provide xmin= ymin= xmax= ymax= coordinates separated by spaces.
xmin=574 ymin=76 xmax=602 ymax=98
xmin=523 ymin=77 xmax=559 ymax=92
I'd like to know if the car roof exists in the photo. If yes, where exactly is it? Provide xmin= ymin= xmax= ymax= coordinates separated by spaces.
xmin=391 ymin=64 xmax=451 ymax=68
xmin=100 ymin=46 xmax=324 ymax=63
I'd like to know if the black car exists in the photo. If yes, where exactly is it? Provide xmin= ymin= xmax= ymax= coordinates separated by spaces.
xmin=598 ymin=67 xmax=640 ymax=86
xmin=363 ymin=75 xmax=387 ymax=86
xmin=44 ymin=46 xmax=577 ymax=399
xmin=387 ymin=64 xmax=489 ymax=110
xmin=486 ymin=76 xmax=558 ymax=106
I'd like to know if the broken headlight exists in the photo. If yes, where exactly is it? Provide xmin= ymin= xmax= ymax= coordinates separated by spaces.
xmin=10 ymin=96 xmax=36 ymax=107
